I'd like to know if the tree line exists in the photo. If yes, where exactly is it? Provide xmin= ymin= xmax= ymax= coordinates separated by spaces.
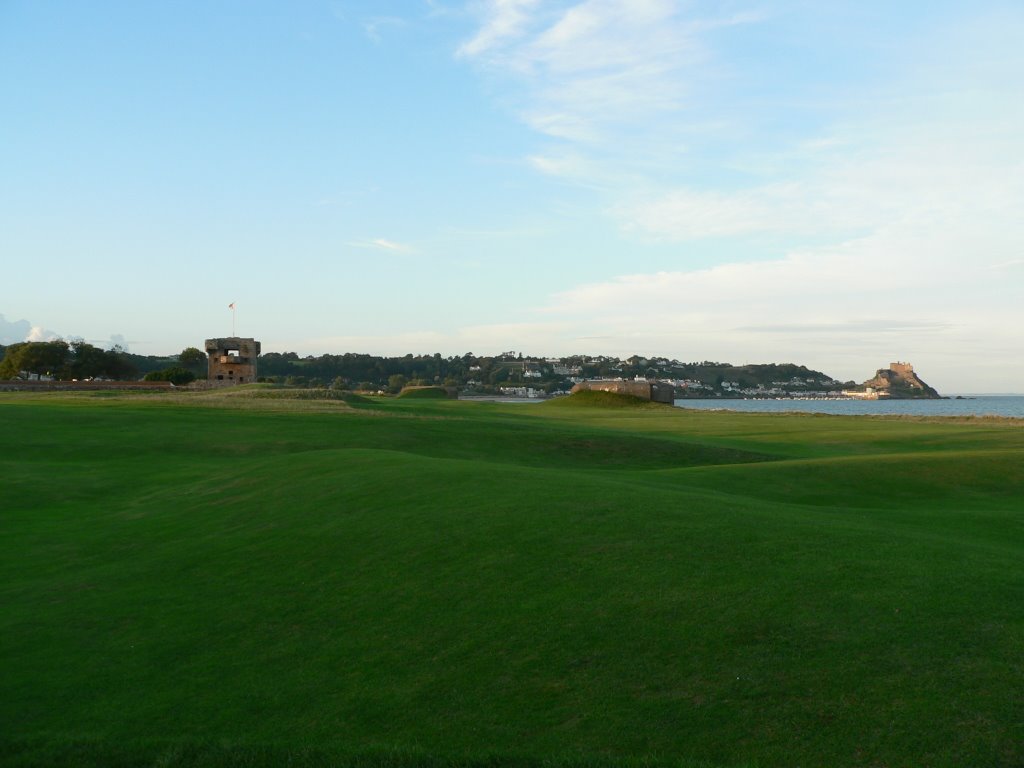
xmin=0 ymin=341 xmax=845 ymax=396
xmin=0 ymin=340 xmax=137 ymax=381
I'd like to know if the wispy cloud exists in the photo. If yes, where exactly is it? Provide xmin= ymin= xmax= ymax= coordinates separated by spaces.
xmin=362 ymin=15 xmax=407 ymax=43
xmin=424 ymin=0 xmax=458 ymax=18
xmin=457 ymin=0 xmax=542 ymax=58
xmin=527 ymin=150 xmax=595 ymax=180
xmin=734 ymin=320 xmax=952 ymax=335
xmin=347 ymin=238 xmax=416 ymax=253
xmin=987 ymin=258 xmax=1024 ymax=271
xmin=459 ymin=0 xmax=724 ymax=145
xmin=458 ymin=2 xmax=1024 ymax=250
xmin=615 ymin=83 xmax=1024 ymax=244
xmin=438 ymin=224 xmax=549 ymax=239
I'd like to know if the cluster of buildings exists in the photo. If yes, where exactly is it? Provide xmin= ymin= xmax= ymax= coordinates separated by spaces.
xmin=716 ymin=376 xmax=845 ymax=398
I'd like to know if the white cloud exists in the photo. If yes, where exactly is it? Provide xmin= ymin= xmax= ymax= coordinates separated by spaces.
xmin=347 ymin=238 xmax=416 ymax=253
xmin=26 ymin=325 xmax=61 ymax=342
xmin=988 ymin=259 xmax=1024 ymax=271
xmin=457 ymin=0 xmax=542 ymax=58
xmin=617 ymin=124 xmax=1024 ymax=245
xmin=615 ymin=185 xmax=801 ymax=240
xmin=458 ymin=2 xmax=1024 ymax=247
xmin=0 ymin=314 xmax=32 ymax=345
xmin=518 ymin=214 xmax=1021 ymax=390
xmin=527 ymin=150 xmax=594 ymax=179
xmin=459 ymin=0 xmax=729 ymax=144
xmin=0 ymin=315 xmax=63 ymax=345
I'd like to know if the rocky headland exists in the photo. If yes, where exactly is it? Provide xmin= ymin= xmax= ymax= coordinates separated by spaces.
xmin=854 ymin=362 xmax=941 ymax=399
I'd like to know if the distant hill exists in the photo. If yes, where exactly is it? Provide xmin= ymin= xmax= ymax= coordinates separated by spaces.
xmin=670 ymin=361 xmax=844 ymax=397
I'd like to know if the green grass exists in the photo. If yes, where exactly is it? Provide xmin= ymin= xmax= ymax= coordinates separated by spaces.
xmin=2 ymin=391 xmax=1023 ymax=767
xmin=398 ymin=386 xmax=451 ymax=399
xmin=545 ymin=390 xmax=661 ymax=409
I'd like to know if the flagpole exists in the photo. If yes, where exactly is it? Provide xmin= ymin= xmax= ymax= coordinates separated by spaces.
xmin=229 ymin=302 xmax=237 ymax=336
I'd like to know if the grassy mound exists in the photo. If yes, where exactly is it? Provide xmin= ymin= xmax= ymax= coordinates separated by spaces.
xmin=2 ymin=394 xmax=1023 ymax=767
xmin=199 ymin=387 xmax=376 ymax=405
xmin=544 ymin=390 xmax=657 ymax=408
xmin=398 ymin=385 xmax=452 ymax=399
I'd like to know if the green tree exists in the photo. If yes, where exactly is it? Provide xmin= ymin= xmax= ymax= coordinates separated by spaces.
xmin=103 ymin=345 xmax=138 ymax=381
xmin=67 ymin=340 xmax=108 ymax=379
xmin=178 ymin=347 xmax=207 ymax=374
xmin=144 ymin=367 xmax=196 ymax=385
xmin=0 ymin=341 xmax=69 ymax=380
xmin=387 ymin=374 xmax=408 ymax=394
xmin=67 ymin=340 xmax=135 ymax=380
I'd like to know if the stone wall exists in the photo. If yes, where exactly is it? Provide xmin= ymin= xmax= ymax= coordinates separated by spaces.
xmin=0 ymin=380 xmax=172 ymax=392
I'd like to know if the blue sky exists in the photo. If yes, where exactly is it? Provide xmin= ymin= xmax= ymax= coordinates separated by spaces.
xmin=2 ymin=1 xmax=1022 ymax=391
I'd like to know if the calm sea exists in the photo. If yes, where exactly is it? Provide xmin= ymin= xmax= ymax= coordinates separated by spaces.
xmin=674 ymin=396 xmax=1024 ymax=418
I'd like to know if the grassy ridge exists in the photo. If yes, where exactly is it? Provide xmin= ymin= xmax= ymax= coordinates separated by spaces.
xmin=2 ymin=393 xmax=1023 ymax=767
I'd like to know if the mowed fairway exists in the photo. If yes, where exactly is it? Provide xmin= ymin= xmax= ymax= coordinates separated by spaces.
xmin=2 ymin=390 xmax=1023 ymax=768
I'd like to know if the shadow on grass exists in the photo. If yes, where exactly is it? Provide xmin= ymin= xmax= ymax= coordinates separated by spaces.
xmin=2 ymin=740 xmax=753 ymax=768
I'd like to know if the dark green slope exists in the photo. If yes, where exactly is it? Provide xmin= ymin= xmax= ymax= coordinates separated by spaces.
xmin=2 ymin=395 xmax=1022 ymax=768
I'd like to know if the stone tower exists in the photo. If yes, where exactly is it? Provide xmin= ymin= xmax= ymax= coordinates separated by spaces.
xmin=205 ymin=337 xmax=261 ymax=386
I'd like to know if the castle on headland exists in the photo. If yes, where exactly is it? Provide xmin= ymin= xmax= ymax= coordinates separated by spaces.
xmin=842 ymin=362 xmax=940 ymax=399
xmin=205 ymin=337 xmax=260 ymax=386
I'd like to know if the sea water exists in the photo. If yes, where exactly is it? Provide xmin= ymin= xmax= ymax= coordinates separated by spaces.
xmin=674 ymin=395 xmax=1024 ymax=418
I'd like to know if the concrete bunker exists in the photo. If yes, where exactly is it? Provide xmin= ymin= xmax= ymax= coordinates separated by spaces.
xmin=205 ymin=337 xmax=261 ymax=386
xmin=570 ymin=379 xmax=675 ymax=403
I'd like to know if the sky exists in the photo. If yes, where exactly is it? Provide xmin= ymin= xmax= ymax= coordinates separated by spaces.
xmin=1 ymin=1 xmax=1022 ymax=392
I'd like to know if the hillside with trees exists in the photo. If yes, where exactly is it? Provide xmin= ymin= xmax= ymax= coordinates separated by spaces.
xmin=254 ymin=351 xmax=846 ymax=397
xmin=1 ymin=341 xmax=852 ymax=398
